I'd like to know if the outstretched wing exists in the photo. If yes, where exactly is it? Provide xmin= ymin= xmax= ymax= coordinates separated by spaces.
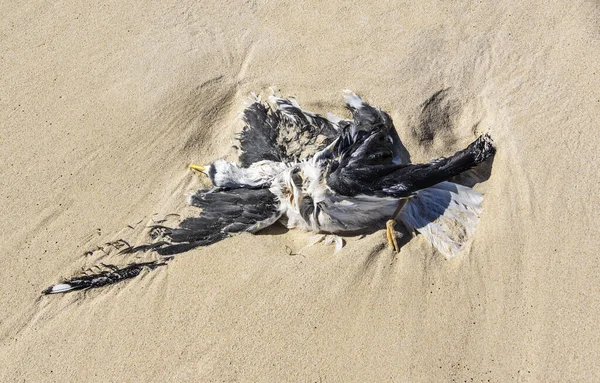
xmin=238 ymin=96 xmax=339 ymax=167
xmin=137 ymin=187 xmax=283 ymax=255
xmin=326 ymin=134 xmax=495 ymax=198
xmin=43 ymin=188 xmax=282 ymax=294
xmin=399 ymin=181 xmax=484 ymax=258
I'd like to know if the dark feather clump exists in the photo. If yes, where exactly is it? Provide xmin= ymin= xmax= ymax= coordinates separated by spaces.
xmin=327 ymin=134 xmax=495 ymax=198
xmin=238 ymin=99 xmax=338 ymax=167
xmin=238 ymin=102 xmax=286 ymax=166
xmin=345 ymin=97 xmax=405 ymax=163
xmin=144 ymin=188 xmax=281 ymax=256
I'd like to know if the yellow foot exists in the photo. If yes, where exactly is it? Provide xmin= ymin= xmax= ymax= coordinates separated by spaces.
xmin=189 ymin=164 xmax=206 ymax=173
xmin=386 ymin=219 xmax=400 ymax=253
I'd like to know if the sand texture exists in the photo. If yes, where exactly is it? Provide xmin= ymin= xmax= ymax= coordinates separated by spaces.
xmin=1 ymin=1 xmax=599 ymax=381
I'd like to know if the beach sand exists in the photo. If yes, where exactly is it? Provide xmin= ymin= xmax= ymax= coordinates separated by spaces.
xmin=1 ymin=1 xmax=599 ymax=381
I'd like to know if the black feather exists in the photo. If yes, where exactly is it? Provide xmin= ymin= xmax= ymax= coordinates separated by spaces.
xmin=345 ymin=98 xmax=405 ymax=164
xmin=42 ymin=261 xmax=167 ymax=294
xmin=327 ymin=134 xmax=496 ymax=197
xmin=274 ymin=97 xmax=338 ymax=138
xmin=141 ymin=188 xmax=282 ymax=256
xmin=238 ymin=102 xmax=285 ymax=166
xmin=238 ymin=99 xmax=338 ymax=167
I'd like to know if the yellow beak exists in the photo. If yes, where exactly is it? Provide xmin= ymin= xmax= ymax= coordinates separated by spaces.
xmin=189 ymin=164 xmax=206 ymax=172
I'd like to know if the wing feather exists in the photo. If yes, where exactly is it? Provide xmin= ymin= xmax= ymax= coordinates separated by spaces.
xmin=152 ymin=188 xmax=282 ymax=255
xmin=43 ymin=188 xmax=282 ymax=294
xmin=327 ymin=134 xmax=495 ymax=198
xmin=238 ymin=96 xmax=339 ymax=167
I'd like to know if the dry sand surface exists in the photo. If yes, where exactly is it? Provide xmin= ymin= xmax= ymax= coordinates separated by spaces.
xmin=1 ymin=1 xmax=599 ymax=381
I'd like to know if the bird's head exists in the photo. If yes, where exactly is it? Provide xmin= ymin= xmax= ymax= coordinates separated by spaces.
xmin=189 ymin=159 xmax=233 ymax=186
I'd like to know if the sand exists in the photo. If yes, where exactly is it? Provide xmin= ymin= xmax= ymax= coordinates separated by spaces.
xmin=1 ymin=0 xmax=599 ymax=381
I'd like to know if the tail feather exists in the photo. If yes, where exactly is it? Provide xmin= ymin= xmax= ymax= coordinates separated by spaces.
xmin=399 ymin=182 xmax=483 ymax=258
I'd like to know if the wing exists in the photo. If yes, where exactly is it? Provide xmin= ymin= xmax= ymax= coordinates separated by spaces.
xmin=399 ymin=181 xmax=483 ymax=258
xmin=143 ymin=187 xmax=283 ymax=255
xmin=238 ymin=96 xmax=339 ymax=167
xmin=237 ymin=99 xmax=286 ymax=166
xmin=238 ymin=92 xmax=407 ymax=168
xmin=326 ymin=134 xmax=495 ymax=198
xmin=43 ymin=188 xmax=282 ymax=294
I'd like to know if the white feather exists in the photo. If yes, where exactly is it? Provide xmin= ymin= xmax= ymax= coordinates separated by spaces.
xmin=48 ymin=283 xmax=74 ymax=294
xmin=399 ymin=182 xmax=483 ymax=258
xmin=324 ymin=235 xmax=345 ymax=252
xmin=209 ymin=159 xmax=288 ymax=189
xmin=343 ymin=89 xmax=363 ymax=109
xmin=304 ymin=234 xmax=344 ymax=252
xmin=307 ymin=234 xmax=326 ymax=246
xmin=326 ymin=112 xmax=344 ymax=125
xmin=333 ymin=235 xmax=344 ymax=252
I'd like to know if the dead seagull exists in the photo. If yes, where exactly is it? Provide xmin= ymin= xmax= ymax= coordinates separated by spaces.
xmin=43 ymin=91 xmax=495 ymax=294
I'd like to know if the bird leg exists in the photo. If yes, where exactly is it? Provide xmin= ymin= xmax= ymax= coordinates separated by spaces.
xmin=386 ymin=220 xmax=399 ymax=252
xmin=386 ymin=198 xmax=408 ymax=253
